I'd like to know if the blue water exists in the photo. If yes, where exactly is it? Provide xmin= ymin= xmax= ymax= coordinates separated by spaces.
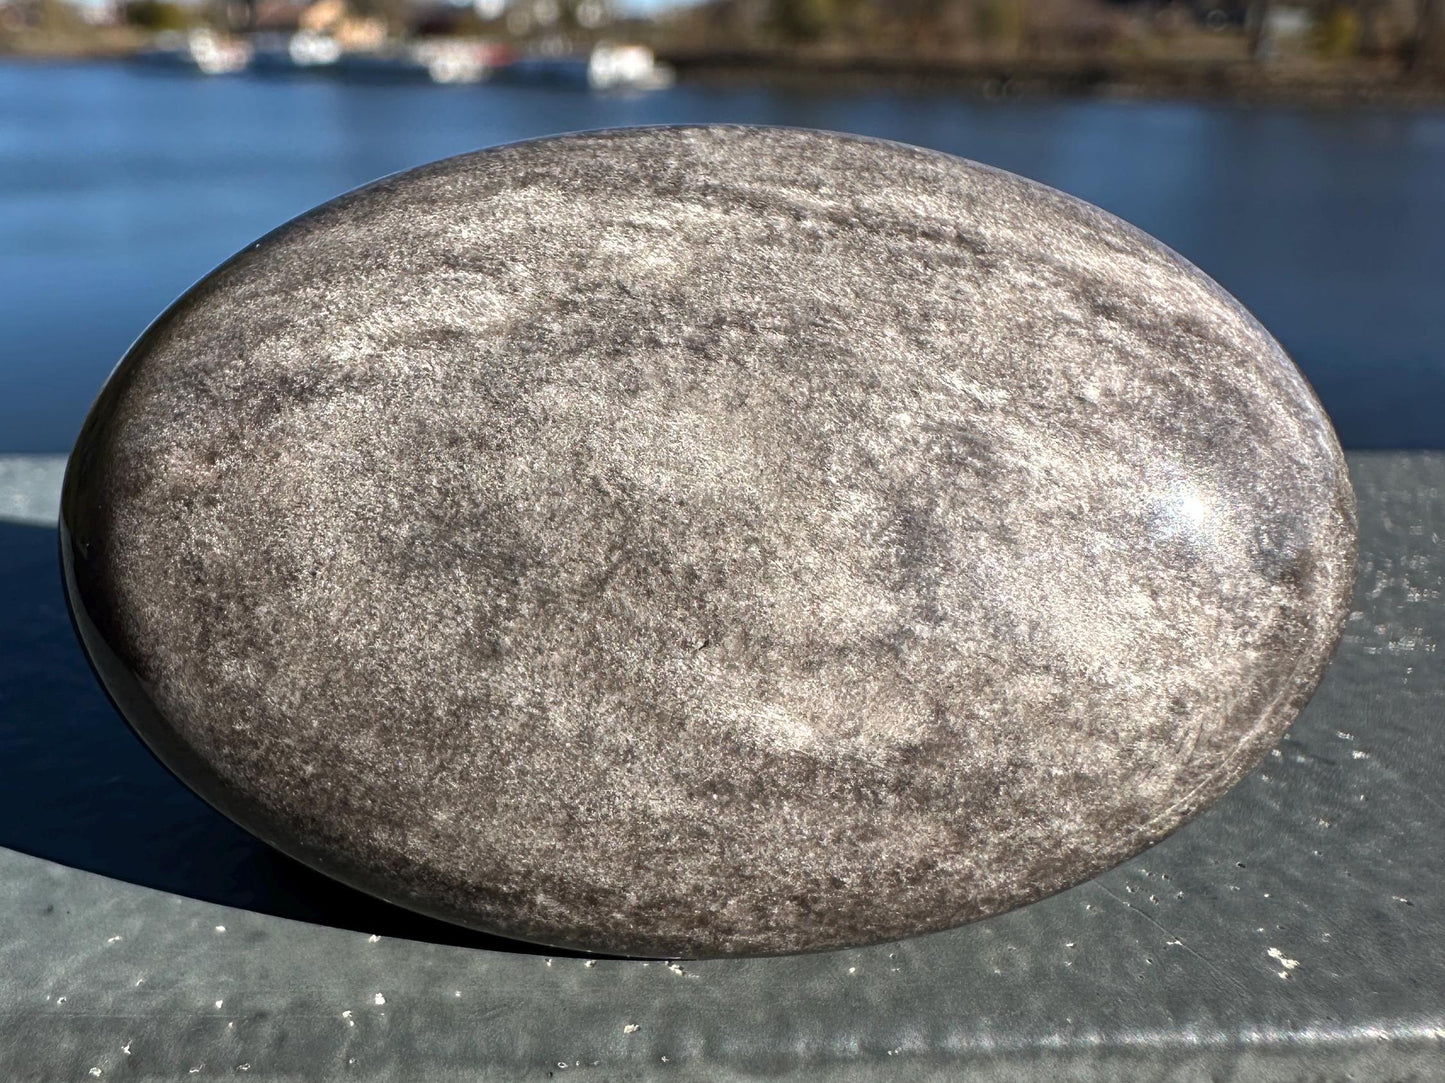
xmin=2 ymin=60 xmax=1443 ymax=451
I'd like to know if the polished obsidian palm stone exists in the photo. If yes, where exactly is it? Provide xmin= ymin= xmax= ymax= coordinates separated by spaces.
xmin=61 ymin=126 xmax=1356 ymax=958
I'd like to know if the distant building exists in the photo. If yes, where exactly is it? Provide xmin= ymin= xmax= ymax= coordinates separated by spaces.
xmin=239 ymin=0 xmax=386 ymax=47
xmin=77 ymin=0 xmax=122 ymax=26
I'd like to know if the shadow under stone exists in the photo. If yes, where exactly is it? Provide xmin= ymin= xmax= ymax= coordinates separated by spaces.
xmin=0 ymin=520 xmax=586 ymax=957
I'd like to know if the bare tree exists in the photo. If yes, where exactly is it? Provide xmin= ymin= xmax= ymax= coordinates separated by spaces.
xmin=1412 ymin=0 xmax=1444 ymax=67
xmin=1246 ymin=0 xmax=1272 ymax=59
xmin=1356 ymin=0 xmax=1385 ymax=54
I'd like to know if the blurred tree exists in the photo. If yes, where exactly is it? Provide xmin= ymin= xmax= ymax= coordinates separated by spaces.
xmin=770 ymin=0 xmax=836 ymax=42
xmin=976 ymin=0 xmax=1026 ymax=47
xmin=35 ymin=0 xmax=86 ymax=33
xmin=413 ymin=2 xmax=485 ymax=36
xmin=660 ymin=0 xmax=1434 ymax=67
xmin=349 ymin=0 xmax=410 ymax=36
xmin=1410 ymin=0 xmax=1444 ymax=67
xmin=1314 ymin=0 xmax=1360 ymax=54
xmin=1023 ymin=0 xmax=1123 ymax=54
xmin=1355 ymin=0 xmax=1386 ymax=53
xmin=123 ymin=0 xmax=192 ymax=30
xmin=1245 ymin=0 xmax=1270 ymax=57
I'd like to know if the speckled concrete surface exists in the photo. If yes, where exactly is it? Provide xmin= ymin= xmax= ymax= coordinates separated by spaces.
xmin=1 ymin=451 xmax=1440 ymax=1079
xmin=61 ymin=127 xmax=1354 ymax=957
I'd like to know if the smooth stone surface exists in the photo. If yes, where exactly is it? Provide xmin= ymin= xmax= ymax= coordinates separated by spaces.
xmin=61 ymin=126 xmax=1357 ymax=958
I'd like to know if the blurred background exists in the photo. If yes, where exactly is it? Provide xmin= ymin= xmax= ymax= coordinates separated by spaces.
xmin=1 ymin=0 xmax=1443 ymax=452
xmin=0 ymin=0 xmax=1441 ymax=947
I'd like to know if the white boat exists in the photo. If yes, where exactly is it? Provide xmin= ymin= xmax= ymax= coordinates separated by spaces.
xmin=498 ymin=43 xmax=673 ymax=91
xmin=137 ymin=30 xmax=252 ymax=76
xmin=250 ymin=31 xmax=342 ymax=72
xmin=411 ymin=40 xmax=504 ymax=84
xmin=587 ymin=43 xmax=673 ymax=91
xmin=330 ymin=40 xmax=505 ymax=84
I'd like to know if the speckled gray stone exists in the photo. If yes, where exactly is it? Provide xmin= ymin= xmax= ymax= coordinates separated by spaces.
xmin=61 ymin=125 xmax=1356 ymax=959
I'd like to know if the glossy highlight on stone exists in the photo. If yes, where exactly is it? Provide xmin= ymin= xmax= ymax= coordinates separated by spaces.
xmin=61 ymin=126 xmax=1357 ymax=958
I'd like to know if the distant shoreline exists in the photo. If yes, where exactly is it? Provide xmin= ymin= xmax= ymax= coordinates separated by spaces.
xmin=3 ymin=44 xmax=1443 ymax=107
xmin=661 ymin=50 xmax=1445 ymax=107
xmin=0 ymin=33 xmax=145 ymax=62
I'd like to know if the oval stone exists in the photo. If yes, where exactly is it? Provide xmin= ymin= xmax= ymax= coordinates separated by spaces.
xmin=62 ymin=126 xmax=1356 ymax=958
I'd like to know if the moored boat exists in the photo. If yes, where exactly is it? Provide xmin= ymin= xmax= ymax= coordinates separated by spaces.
xmin=587 ymin=43 xmax=673 ymax=91
xmin=496 ymin=43 xmax=672 ymax=91
xmin=135 ymin=29 xmax=252 ymax=75
xmin=334 ymin=40 xmax=507 ymax=84
xmin=249 ymin=31 xmax=343 ymax=73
